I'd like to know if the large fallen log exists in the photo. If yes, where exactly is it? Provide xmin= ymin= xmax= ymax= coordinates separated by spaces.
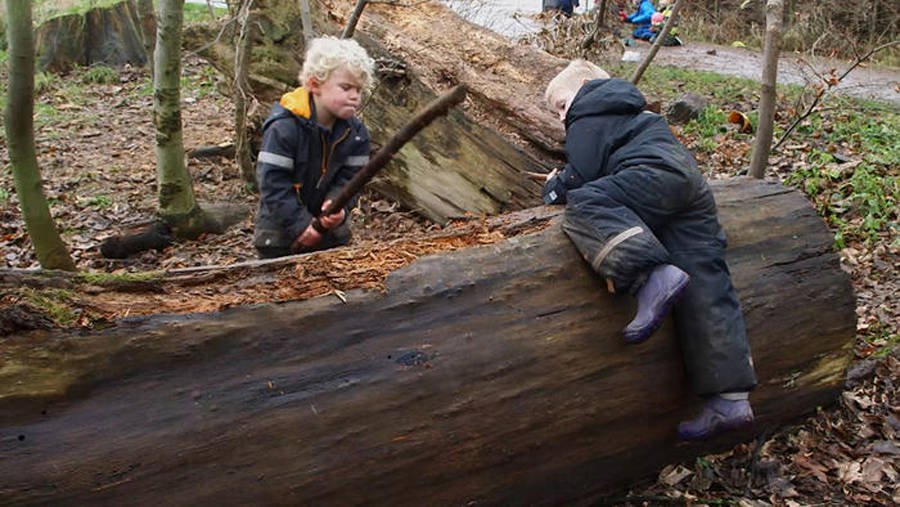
xmin=0 ymin=179 xmax=855 ymax=504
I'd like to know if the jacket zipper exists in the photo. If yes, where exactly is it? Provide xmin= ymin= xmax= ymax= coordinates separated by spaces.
xmin=317 ymin=127 xmax=351 ymax=189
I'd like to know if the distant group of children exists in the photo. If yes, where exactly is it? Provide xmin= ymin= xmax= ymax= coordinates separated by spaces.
xmin=542 ymin=0 xmax=683 ymax=46
xmin=254 ymin=33 xmax=755 ymax=443
xmin=621 ymin=0 xmax=683 ymax=46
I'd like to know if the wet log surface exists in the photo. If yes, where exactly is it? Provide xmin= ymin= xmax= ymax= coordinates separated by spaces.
xmin=0 ymin=180 xmax=855 ymax=505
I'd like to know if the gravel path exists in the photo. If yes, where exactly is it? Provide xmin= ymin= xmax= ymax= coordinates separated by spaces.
xmin=627 ymin=41 xmax=900 ymax=106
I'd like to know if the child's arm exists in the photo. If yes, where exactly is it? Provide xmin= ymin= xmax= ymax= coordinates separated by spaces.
xmin=257 ymin=121 xmax=315 ymax=240
xmin=542 ymin=123 xmax=610 ymax=204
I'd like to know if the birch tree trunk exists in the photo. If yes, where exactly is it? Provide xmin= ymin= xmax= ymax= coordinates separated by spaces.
xmin=749 ymin=0 xmax=784 ymax=179
xmin=153 ymin=0 xmax=211 ymax=238
xmin=3 ymin=0 xmax=76 ymax=271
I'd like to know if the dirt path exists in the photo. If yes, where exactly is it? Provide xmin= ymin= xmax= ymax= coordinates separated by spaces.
xmin=647 ymin=41 xmax=900 ymax=106
xmin=446 ymin=2 xmax=900 ymax=106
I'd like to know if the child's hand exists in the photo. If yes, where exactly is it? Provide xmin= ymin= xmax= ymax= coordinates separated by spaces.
xmin=293 ymin=223 xmax=323 ymax=251
xmin=318 ymin=200 xmax=346 ymax=230
xmin=619 ymin=10 xmax=627 ymax=21
xmin=546 ymin=168 xmax=560 ymax=182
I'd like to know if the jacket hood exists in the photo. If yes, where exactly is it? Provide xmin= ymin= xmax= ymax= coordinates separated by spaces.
xmin=280 ymin=87 xmax=313 ymax=120
xmin=566 ymin=78 xmax=646 ymax=125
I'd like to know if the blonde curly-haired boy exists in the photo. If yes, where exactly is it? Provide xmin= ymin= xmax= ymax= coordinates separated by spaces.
xmin=254 ymin=37 xmax=376 ymax=258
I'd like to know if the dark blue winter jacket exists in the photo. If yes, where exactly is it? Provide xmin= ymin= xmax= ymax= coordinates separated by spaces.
xmin=543 ymin=78 xmax=698 ymax=205
xmin=254 ymin=87 xmax=370 ymax=250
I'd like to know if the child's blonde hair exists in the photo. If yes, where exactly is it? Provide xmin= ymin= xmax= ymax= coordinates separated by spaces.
xmin=299 ymin=37 xmax=376 ymax=92
xmin=544 ymin=59 xmax=610 ymax=105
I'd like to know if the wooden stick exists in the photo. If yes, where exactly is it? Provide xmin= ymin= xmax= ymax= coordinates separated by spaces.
xmin=321 ymin=85 xmax=466 ymax=218
xmin=294 ymin=85 xmax=468 ymax=251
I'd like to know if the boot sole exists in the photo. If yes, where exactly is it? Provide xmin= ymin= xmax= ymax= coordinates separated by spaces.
xmin=678 ymin=415 xmax=754 ymax=441
xmin=622 ymin=274 xmax=690 ymax=344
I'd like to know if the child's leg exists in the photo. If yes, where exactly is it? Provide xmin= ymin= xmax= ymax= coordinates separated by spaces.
xmin=563 ymin=169 xmax=699 ymax=342
xmin=658 ymin=188 xmax=757 ymax=396
xmin=563 ymin=174 xmax=674 ymax=295
xmin=658 ymin=186 xmax=757 ymax=439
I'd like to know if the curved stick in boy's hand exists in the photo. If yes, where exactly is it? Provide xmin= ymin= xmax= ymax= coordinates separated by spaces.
xmin=290 ymin=85 xmax=468 ymax=254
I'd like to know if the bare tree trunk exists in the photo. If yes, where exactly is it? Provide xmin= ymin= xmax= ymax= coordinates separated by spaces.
xmin=630 ymin=0 xmax=685 ymax=85
xmin=233 ymin=0 xmax=257 ymax=187
xmin=298 ymin=0 xmax=314 ymax=43
xmin=748 ymin=0 xmax=783 ymax=179
xmin=3 ymin=0 xmax=76 ymax=271
xmin=154 ymin=0 xmax=211 ymax=238
xmin=341 ymin=0 xmax=367 ymax=39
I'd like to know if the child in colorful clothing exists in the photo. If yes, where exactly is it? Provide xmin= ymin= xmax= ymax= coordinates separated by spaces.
xmin=650 ymin=0 xmax=683 ymax=46
xmin=543 ymin=59 xmax=757 ymax=440
xmin=254 ymin=37 xmax=375 ymax=259
xmin=620 ymin=0 xmax=656 ymax=40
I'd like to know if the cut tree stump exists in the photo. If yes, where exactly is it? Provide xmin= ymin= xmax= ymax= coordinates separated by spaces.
xmin=36 ymin=0 xmax=149 ymax=73
xmin=0 ymin=179 xmax=855 ymax=504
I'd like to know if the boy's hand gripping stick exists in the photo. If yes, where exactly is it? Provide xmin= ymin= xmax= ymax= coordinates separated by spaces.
xmin=292 ymin=85 xmax=468 ymax=253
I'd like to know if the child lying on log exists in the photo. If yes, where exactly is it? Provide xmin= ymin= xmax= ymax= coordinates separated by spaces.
xmin=542 ymin=59 xmax=757 ymax=440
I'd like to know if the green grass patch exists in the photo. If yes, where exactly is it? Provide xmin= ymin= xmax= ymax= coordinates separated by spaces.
xmin=79 ymin=270 xmax=163 ymax=284
xmin=81 ymin=64 xmax=118 ymax=84
xmin=20 ymin=287 xmax=79 ymax=326
xmin=863 ymin=322 xmax=900 ymax=358
xmin=81 ymin=194 xmax=113 ymax=210
xmin=784 ymin=103 xmax=899 ymax=249
xmin=34 ymin=70 xmax=60 ymax=94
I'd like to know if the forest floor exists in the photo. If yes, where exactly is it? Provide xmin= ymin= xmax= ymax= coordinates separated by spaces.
xmin=1 ymin=18 xmax=899 ymax=507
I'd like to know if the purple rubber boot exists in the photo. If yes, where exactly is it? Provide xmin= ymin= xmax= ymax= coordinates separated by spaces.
xmin=677 ymin=396 xmax=754 ymax=441
xmin=622 ymin=264 xmax=690 ymax=344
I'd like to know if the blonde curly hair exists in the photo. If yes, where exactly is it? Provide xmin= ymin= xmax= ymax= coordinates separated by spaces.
xmin=299 ymin=37 xmax=376 ymax=92
xmin=544 ymin=59 xmax=610 ymax=107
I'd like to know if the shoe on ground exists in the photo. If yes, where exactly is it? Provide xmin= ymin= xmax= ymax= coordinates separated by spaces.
xmin=623 ymin=264 xmax=690 ymax=344
xmin=677 ymin=396 xmax=754 ymax=441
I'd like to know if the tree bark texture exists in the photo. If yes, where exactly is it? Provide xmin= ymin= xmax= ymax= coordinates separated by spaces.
xmin=0 ymin=180 xmax=856 ymax=505
xmin=749 ymin=0 xmax=784 ymax=178
xmin=153 ymin=0 xmax=210 ymax=238
xmin=3 ymin=0 xmax=76 ymax=272
xmin=35 ymin=0 xmax=148 ymax=73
